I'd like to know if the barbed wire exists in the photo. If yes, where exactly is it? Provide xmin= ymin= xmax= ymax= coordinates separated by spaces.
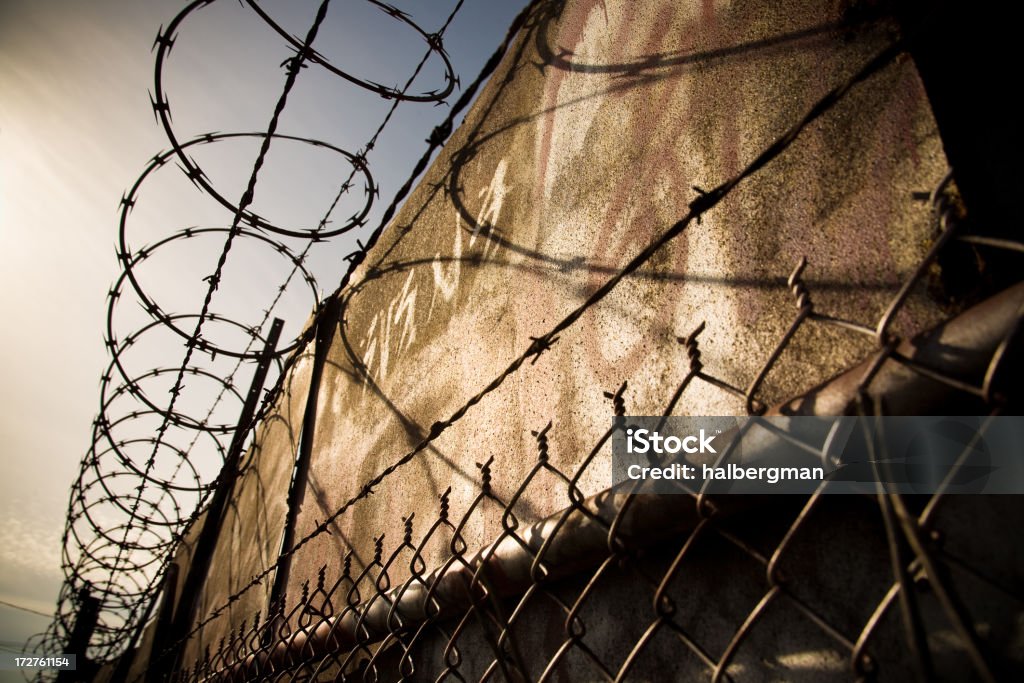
xmin=148 ymin=0 xmax=1024 ymax=676
xmin=29 ymin=0 xmax=471 ymax=668
xmin=140 ymin=17 xmax=911 ymax=669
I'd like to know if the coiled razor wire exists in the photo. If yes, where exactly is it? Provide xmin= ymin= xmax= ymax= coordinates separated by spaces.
xmin=27 ymin=0 xmax=466 ymax=666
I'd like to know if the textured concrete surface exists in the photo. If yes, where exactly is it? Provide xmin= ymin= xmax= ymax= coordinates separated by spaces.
xmin=163 ymin=0 xmax=988 ymax=678
xmin=286 ymin=0 xmax=946 ymax=596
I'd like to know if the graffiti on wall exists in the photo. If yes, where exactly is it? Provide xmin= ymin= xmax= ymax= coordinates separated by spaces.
xmin=360 ymin=158 xmax=511 ymax=390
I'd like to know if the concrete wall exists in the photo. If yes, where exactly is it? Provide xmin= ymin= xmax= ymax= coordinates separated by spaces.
xmin=285 ymin=0 xmax=946 ymax=601
xmin=160 ymin=0 xmax=1021 ymax=679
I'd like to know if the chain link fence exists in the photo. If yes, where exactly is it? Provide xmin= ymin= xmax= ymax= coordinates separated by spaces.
xmin=153 ymin=8 xmax=1023 ymax=683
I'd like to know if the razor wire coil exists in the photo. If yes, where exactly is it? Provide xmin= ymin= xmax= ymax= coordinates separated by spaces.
xmin=29 ymin=0 xmax=468 ymax=665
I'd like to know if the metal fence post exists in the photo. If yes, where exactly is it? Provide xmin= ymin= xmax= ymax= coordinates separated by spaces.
xmin=155 ymin=318 xmax=284 ymax=678
xmin=55 ymin=587 xmax=99 ymax=683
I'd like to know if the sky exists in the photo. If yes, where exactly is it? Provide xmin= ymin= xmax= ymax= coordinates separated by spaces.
xmin=0 ymin=0 xmax=527 ymax=672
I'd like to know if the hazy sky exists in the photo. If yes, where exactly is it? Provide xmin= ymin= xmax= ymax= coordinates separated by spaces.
xmin=0 ymin=0 xmax=526 ymax=669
